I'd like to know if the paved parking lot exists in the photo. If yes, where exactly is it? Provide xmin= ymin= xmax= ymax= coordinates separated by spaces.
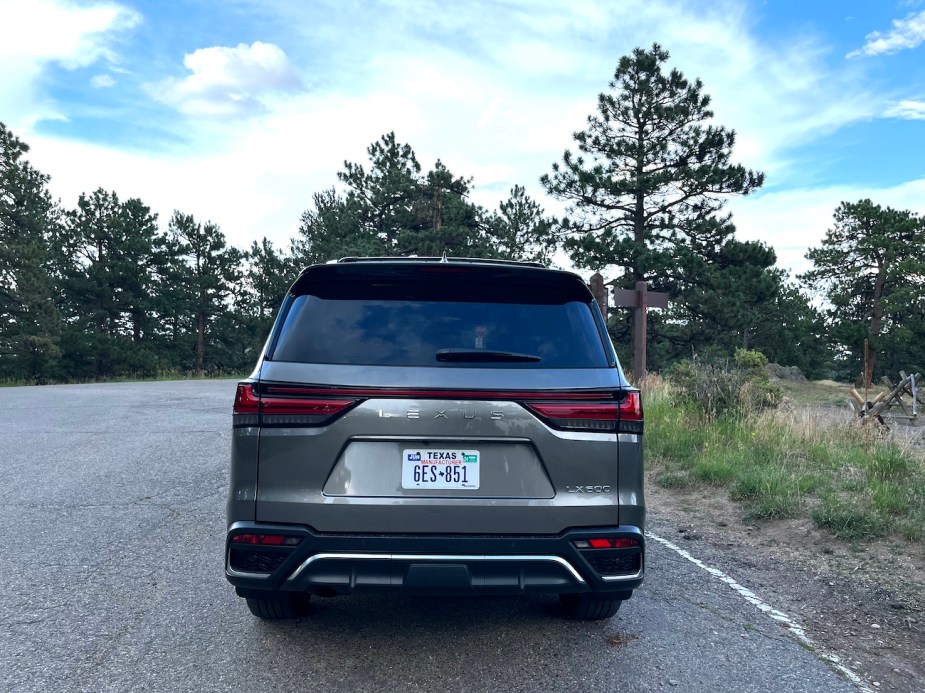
xmin=0 ymin=380 xmax=855 ymax=692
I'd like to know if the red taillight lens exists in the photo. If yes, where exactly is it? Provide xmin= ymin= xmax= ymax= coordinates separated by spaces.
xmin=232 ymin=382 xmax=360 ymax=427
xmin=574 ymin=537 xmax=641 ymax=549
xmin=260 ymin=397 xmax=357 ymax=416
xmin=233 ymin=383 xmax=259 ymax=414
xmin=526 ymin=403 xmax=619 ymax=420
xmin=525 ymin=391 xmax=642 ymax=433
xmin=231 ymin=534 xmax=301 ymax=546
xmin=619 ymin=391 xmax=642 ymax=420
xmin=259 ymin=395 xmax=358 ymax=425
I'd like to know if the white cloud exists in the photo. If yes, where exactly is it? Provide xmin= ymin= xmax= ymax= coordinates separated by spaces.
xmin=729 ymin=179 xmax=925 ymax=277
xmin=344 ymin=0 xmax=878 ymax=180
xmin=883 ymin=99 xmax=925 ymax=119
xmin=12 ymin=0 xmax=918 ymax=283
xmin=847 ymin=10 xmax=925 ymax=58
xmin=146 ymin=42 xmax=304 ymax=117
xmin=599 ymin=2 xmax=878 ymax=177
xmin=90 ymin=74 xmax=116 ymax=88
xmin=0 ymin=0 xmax=140 ymax=128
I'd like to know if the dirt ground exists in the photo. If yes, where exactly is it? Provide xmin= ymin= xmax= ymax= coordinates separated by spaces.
xmin=647 ymin=479 xmax=925 ymax=692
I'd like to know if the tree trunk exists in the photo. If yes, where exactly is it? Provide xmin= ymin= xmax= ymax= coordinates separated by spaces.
xmin=630 ymin=125 xmax=646 ymax=381
xmin=866 ymin=258 xmax=887 ymax=386
xmin=196 ymin=309 xmax=206 ymax=375
xmin=133 ymin=309 xmax=143 ymax=345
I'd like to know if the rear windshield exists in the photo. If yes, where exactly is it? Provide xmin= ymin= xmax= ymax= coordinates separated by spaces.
xmin=271 ymin=295 xmax=610 ymax=369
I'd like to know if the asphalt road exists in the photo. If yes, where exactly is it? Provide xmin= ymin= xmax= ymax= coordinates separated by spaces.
xmin=0 ymin=380 xmax=857 ymax=693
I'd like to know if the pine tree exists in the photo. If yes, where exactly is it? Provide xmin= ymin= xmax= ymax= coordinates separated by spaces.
xmin=486 ymin=185 xmax=556 ymax=265
xmin=293 ymin=133 xmax=557 ymax=265
xmin=168 ymin=211 xmax=242 ymax=374
xmin=58 ymin=189 xmax=124 ymax=378
xmin=338 ymin=132 xmax=421 ymax=252
xmin=57 ymin=190 xmax=163 ymax=378
xmin=801 ymin=199 xmax=925 ymax=383
xmin=0 ymin=122 xmax=63 ymax=381
xmin=541 ymin=44 xmax=764 ymax=371
xmin=291 ymin=188 xmax=378 ymax=266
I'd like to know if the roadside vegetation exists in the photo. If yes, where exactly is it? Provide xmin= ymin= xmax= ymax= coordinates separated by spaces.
xmin=644 ymin=351 xmax=925 ymax=542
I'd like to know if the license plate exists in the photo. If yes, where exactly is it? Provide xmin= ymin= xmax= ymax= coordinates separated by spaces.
xmin=401 ymin=449 xmax=480 ymax=490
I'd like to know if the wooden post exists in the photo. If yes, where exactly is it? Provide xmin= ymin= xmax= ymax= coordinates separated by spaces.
xmin=612 ymin=280 xmax=669 ymax=383
xmin=589 ymin=272 xmax=608 ymax=323
xmin=633 ymin=281 xmax=647 ymax=381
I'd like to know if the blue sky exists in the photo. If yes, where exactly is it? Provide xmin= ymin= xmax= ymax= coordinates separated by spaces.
xmin=2 ymin=0 xmax=925 ymax=276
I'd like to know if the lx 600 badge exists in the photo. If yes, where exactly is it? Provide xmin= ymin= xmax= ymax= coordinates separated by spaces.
xmin=566 ymin=485 xmax=612 ymax=493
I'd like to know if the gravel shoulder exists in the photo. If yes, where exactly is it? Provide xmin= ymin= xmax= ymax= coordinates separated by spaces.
xmin=646 ymin=478 xmax=925 ymax=693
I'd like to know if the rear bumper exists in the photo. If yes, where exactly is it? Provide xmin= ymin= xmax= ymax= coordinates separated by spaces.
xmin=225 ymin=522 xmax=644 ymax=598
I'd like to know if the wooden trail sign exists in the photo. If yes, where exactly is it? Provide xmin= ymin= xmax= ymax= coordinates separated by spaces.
xmin=589 ymin=275 xmax=668 ymax=381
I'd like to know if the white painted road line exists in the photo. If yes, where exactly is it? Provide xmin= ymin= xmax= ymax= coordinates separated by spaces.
xmin=647 ymin=531 xmax=874 ymax=693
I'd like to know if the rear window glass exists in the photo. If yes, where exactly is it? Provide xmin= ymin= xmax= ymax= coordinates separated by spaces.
xmin=271 ymin=295 xmax=609 ymax=368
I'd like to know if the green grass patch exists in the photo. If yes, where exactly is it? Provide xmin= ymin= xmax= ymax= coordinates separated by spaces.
xmin=693 ymin=456 xmax=737 ymax=485
xmin=811 ymin=496 xmax=886 ymax=540
xmin=644 ymin=379 xmax=925 ymax=543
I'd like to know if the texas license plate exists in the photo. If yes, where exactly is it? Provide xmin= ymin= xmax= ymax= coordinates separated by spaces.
xmin=401 ymin=449 xmax=480 ymax=489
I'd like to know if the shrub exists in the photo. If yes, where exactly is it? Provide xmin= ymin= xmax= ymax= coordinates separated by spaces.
xmin=665 ymin=349 xmax=781 ymax=419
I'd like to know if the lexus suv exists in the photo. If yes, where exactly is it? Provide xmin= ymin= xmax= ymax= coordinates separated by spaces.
xmin=225 ymin=257 xmax=644 ymax=620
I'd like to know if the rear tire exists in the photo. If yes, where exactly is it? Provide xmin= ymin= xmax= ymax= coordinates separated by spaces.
xmin=245 ymin=593 xmax=310 ymax=619
xmin=559 ymin=593 xmax=622 ymax=621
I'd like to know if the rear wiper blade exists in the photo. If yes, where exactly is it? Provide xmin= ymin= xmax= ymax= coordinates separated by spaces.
xmin=435 ymin=349 xmax=541 ymax=363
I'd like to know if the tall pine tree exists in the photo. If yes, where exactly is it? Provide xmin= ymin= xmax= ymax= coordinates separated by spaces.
xmin=542 ymin=44 xmax=765 ymax=373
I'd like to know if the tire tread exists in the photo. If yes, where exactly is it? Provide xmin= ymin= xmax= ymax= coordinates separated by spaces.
xmin=245 ymin=594 xmax=308 ymax=619
xmin=559 ymin=594 xmax=622 ymax=620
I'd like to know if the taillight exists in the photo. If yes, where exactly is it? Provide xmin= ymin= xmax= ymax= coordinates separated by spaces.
xmin=234 ymin=384 xmax=259 ymax=412
xmin=525 ymin=391 xmax=642 ymax=433
xmin=228 ymin=533 xmax=303 ymax=573
xmin=572 ymin=536 xmax=644 ymax=577
xmin=260 ymin=395 xmax=358 ymax=426
xmin=231 ymin=533 xmax=302 ymax=546
xmin=232 ymin=382 xmax=360 ymax=428
xmin=574 ymin=537 xmax=641 ymax=549
xmin=233 ymin=383 xmax=260 ymax=426
xmin=619 ymin=391 xmax=642 ymax=420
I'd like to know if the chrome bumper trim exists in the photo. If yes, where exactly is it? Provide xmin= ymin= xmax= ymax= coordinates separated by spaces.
xmin=285 ymin=552 xmax=587 ymax=585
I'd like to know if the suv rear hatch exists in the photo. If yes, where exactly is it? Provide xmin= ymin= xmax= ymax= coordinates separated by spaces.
xmin=240 ymin=261 xmax=641 ymax=534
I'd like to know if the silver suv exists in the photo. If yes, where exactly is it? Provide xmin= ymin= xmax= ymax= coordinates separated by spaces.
xmin=225 ymin=257 xmax=644 ymax=621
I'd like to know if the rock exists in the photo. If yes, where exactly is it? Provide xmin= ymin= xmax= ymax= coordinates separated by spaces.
xmin=767 ymin=363 xmax=807 ymax=382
